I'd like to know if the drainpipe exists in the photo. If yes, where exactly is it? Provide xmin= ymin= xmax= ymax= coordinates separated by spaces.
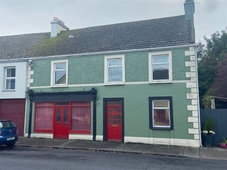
xmin=27 ymin=89 xmax=34 ymax=138
xmin=91 ymin=87 xmax=97 ymax=141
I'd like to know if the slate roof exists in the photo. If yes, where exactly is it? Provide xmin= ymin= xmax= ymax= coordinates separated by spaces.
xmin=0 ymin=15 xmax=193 ymax=59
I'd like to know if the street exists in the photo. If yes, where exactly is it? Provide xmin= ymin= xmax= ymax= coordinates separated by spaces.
xmin=0 ymin=146 xmax=226 ymax=170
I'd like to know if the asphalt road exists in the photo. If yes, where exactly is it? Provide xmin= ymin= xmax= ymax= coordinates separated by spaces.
xmin=0 ymin=146 xmax=227 ymax=170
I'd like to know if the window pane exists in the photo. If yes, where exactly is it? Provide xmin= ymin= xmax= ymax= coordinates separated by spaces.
xmin=72 ymin=102 xmax=90 ymax=106
xmin=153 ymin=100 xmax=169 ymax=107
xmin=6 ymin=79 xmax=15 ymax=89
xmin=152 ymin=55 xmax=168 ymax=63
xmin=7 ymin=68 xmax=16 ymax=77
xmin=36 ymin=102 xmax=53 ymax=107
xmin=153 ymin=64 xmax=169 ymax=70
xmin=55 ymin=63 xmax=66 ymax=69
xmin=64 ymin=108 xmax=68 ymax=123
xmin=108 ymin=67 xmax=122 ymax=82
xmin=55 ymin=70 xmax=66 ymax=84
xmin=108 ymin=58 xmax=122 ymax=66
xmin=153 ymin=64 xmax=169 ymax=80
xmin=153 ymin=109 xmax=170 ymax=127
xmin=107 ymin=101 xmax=122 ymax=105
xmin=71 ymin=103 xmax=91 ymax=132
xmin=35 ymin=106 xmax=53 ymax=130
xmin=56 ymin=108 xmax=61 ymax=122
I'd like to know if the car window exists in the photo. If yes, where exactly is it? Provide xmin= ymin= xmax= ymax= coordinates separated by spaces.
xmin=0 ymin=121 xmax=16 ymax=128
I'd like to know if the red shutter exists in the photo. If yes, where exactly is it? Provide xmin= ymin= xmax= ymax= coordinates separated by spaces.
xmin=0 ymin=99 xmax=25 ymax=136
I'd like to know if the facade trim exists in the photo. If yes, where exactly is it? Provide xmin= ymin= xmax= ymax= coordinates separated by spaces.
xmin=185 ymin=46 xmax=200 ymax=144
xmin=124 ymin=136 xmax=200 ymax=147
xmin=29 ymin=80 xmax=189 ymax=89
xmin=69 ymin=134 xmax=93 ymax=140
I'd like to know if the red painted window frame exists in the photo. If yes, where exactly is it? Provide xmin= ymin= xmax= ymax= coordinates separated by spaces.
xmin=34 ymin=102 xmax=54 ymax=133
xmin=69 ymin=102 xmax=91 ymax=134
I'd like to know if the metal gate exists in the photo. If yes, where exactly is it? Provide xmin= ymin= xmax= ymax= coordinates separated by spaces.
xmin=200 ymin=109 xmax=227 ymax=146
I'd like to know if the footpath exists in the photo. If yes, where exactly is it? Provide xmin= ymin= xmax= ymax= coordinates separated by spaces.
xmin=16 ymin=137 xmax=227 ymax=160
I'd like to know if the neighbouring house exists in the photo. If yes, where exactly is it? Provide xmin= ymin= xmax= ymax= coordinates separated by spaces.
xmin=0 ymin=0 xmax=200 ymax=147
xmin=0 ymin=60 xmax=27 ymax=136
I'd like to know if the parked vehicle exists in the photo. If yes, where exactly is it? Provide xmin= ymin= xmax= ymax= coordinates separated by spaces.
xmin=0 ymin=120 xmax=18 ymax=147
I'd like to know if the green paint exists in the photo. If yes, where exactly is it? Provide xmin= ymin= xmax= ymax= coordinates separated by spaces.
xmin=125 ymin=52 xmax=148 ymax=82
xmin=68 ymin=55 xmax=104 ymax=84
xmin=26 ymin=83 xmax=194 ymax=140
xmin=31 ymin=47 xmax=189 ymax=87
xmin=31 ymin=59 xmax=51 ymax=86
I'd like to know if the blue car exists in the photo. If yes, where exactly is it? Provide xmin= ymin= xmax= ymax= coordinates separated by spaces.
xmin=0 ymin=120 xmax=18 ymax=147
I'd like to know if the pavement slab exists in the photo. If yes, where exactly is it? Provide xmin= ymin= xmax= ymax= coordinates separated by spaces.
xmin=200 ymin=147 xmax=227 ymax=160
xmin=182 ymin=147 xmax=200 ymax=158
xmin=116 ymin=143 xmax=184 ymax=156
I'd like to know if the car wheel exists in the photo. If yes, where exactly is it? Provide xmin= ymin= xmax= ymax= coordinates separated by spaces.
xmin=6 ymin=143 xmax=15 ymax=147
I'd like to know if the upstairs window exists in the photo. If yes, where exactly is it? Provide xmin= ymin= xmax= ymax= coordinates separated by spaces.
xmin=105 ymin=55 xmax=125 ymax=84
xmin=51 ymin=60 xmax=68 ymax=86
xmin=149 ymin=51 xmax=172 ymax=82
xmin=5 ymin=67 xmax=16 ymax=90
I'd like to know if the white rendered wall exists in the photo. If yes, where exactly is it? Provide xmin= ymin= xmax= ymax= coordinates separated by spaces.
xmin=0 ymin=62 xmax=27 ymax=99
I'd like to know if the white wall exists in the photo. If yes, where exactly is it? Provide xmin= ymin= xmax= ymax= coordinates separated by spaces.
xmin=0 ymin=62 xmax=27 ymax=99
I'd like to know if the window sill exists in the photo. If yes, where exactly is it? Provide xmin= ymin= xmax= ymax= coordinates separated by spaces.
xmin=50 ymin=84 xmax=68 ymax=88
xmin=69 ymin=130 xmax=91 ymax=134
xmin=104 ymin=82 xmax=125 ymax=86
xmin=1 ymin=89 xmax=16 ymax=92
xmin=150 ymin=127 xmax=173 ymax=130
xmin=149 ymin=80 xmax=172 ymax=84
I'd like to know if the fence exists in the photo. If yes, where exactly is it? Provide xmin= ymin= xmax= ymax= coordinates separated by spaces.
xmin=200 ymin=109 xmax=227 ymax=146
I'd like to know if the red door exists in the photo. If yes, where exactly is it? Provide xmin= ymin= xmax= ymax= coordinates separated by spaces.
xmin=106 ymin=101 xmax=122 ymax=141
xmin=53 ymin=106 xmax=69 ymax=139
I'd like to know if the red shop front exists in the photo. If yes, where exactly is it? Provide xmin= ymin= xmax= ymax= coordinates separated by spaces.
xmin=27 ymin=88 xmax=97 ymax=140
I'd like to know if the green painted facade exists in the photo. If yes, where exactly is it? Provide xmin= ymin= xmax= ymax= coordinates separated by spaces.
xmin=26 ymin=47 xmax=195 ymax=140
xmin=31 ymin=48 xmax=190 ymax=87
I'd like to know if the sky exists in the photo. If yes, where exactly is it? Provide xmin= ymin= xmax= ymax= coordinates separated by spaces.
xmin=0 ymin=0 xmax=226 ymax=42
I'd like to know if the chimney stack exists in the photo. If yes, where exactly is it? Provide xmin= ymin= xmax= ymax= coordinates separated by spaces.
xmin=184 ymin=0 xmax=195 ymax=20
xmin=50 ymin=17 xmax=69 ymax=38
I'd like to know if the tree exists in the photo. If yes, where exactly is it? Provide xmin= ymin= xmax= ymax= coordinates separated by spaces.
xmin=212 ymin=55 xmax=227 ymax=97
xmin=198 ymin=29 xmax=227 ymax=108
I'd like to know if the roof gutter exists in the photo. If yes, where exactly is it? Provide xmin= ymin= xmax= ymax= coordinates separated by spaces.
xmin=0 ymin=58 xmax=28 ymax=63
xmin=0 ymin=44 xmax=196 ymax=62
